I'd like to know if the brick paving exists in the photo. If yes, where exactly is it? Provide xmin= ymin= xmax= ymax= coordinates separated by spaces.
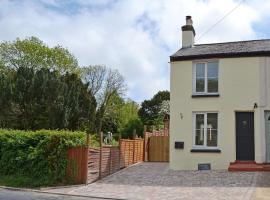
xmin=44 ymin=162 xmax=270 ymax=200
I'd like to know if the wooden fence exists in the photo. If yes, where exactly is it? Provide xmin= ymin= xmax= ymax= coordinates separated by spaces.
xmin=87 ymin=146 xmax=121 ymax=183
xmin=67 ymin=138 xmax=144 ymax=184
xmin=120 ymin=139 xmax=144 ymax=167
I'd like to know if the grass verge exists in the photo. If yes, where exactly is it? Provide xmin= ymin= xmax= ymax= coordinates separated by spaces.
xmin=0 ymin=175 xmax=52 ymax=188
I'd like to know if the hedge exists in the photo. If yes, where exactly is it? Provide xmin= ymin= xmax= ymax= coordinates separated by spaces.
xmin=0 ymin=129 xmax=86 ymax=187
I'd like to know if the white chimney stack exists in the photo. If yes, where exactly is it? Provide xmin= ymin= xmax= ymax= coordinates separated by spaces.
xmin=182 ymin=16 xmax=195 ymax=48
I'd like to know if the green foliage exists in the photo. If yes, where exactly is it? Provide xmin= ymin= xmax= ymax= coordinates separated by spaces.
xmin=0 ymin=37 xmax=131 ymax=136
xmin=0 ymin=67 xmax=96 ymax=130
xmin=101 ymin=93 xmax=124 ymax=134
xmin=0 ymin=37 xmax=97 ymax=131
xmin=121 ymin=118 xmax=144 ymax=139
xmin=118 ymin=99 xmax=142 ymax=138
xmin=0 ymin=129 xmax=86 ymax=187
xmin=119 ymin=99 xmax=140 ymax=129
xmin=81 ymin=65 xmax=127 ymax=134
xmin=138 ymin=90 xmax=170 ymax=126
xmin=0 ymin=175 xmax=42 ymax=188
xmin=100 ymin=95 xmax=142 ymax=139
xmin=0 ymin=37 xmax=78 ymax=74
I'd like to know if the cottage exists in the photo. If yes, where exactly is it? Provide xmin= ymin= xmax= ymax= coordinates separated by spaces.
xmin=170 ymin=16 xmax=270 ymax=170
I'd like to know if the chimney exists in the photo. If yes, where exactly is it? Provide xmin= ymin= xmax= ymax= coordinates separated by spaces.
xmin=182 ymin=16 xmax=195 ymax=48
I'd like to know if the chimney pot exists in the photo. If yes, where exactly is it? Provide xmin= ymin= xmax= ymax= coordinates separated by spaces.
xmin=185 ymin=15 xmax=193 ymax=26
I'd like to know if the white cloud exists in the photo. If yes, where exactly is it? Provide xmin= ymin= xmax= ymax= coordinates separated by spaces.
xmin=0 ymin=0 xmax=269 ymax=102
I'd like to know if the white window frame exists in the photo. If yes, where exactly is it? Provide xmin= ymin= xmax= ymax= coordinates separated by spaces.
xmin=192 ymin=61 xmax=219 ymax=95
xmin=192 ymin=112 xmax=219 ymax=149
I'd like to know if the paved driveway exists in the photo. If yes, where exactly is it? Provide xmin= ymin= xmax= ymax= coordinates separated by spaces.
xmin=44 ymin=163 xmax=270 ymax=200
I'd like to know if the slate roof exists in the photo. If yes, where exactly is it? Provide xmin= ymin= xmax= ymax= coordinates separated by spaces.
xmin=170 ymin=39 xmax=270 ymax=62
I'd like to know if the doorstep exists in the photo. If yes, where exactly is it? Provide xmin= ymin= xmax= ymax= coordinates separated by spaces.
xmin=228 ymin=160 xmax=270 ymax=172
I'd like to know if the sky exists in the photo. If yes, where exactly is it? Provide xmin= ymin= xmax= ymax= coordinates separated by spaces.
xmin=0 ymin=0 xmax=270 ymax=102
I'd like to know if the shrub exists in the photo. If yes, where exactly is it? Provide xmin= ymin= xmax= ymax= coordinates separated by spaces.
xmin=121 ymin=118 xmax=144 ymax=139
xmin=0 ymin=129 xmax=86 ymax=187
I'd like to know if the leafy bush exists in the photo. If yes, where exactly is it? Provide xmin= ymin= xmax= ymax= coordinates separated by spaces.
xmin=0 ymin=129 xmax=86 ymax=187
xmin=121 ymin=118 xmax=144 ymax=139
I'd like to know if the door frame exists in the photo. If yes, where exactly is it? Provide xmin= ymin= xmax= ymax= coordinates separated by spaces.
xmin=235 ymin=111 xmax=255 ymax=161
xmin=265 ymin=110 xmax=270 ymax=163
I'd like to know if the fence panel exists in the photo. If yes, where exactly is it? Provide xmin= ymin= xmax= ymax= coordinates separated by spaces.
xmin=67 ymin=147 xmax=88 ymax=184
xmin=87 ymin=148 xmax=100 ymax=183
xmin=87 ymin=139 xmax=144 ymax=183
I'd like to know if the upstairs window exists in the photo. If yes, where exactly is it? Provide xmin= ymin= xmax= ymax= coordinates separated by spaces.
xmin=193 ymin=61 xmax=218 ymax=94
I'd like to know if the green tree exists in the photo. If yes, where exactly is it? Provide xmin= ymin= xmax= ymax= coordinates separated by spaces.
xmin=0 ymin=67 xmax=96 ymax=130
xmin=0 ymin=68 xmax=16 ymax=128
xmin=101 ymin=96 xmax=143 ymax=139
xmin=81 ymin=65 xmax=127 ymax=135
xmin=0 ymin=37 xmax=97 ymax=130
xmin=121 ymin=118 xmax=144 ymax=139
xmin=138 ymin=90 xmax=170 ymax=126
xmin=119 ymin=99 xmax=139 ymax=127
xmin=0 ymin=37 xmax=78 ymax=74
xmin=0 ymin=37 xmax=131 ymax=134
xmin=61 ymin=73 xmax=96 ymax=131
xmin=101 ymin=93 xmax=123 ymax=135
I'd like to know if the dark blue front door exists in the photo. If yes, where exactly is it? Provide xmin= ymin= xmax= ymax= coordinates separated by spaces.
xmin=236 ymin=112 xmax=255 ymax=161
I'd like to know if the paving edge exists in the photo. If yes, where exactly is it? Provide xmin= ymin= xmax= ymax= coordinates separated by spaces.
xmin=0 ymin=162 xmax=144 ymax=199
xmin=39 ymin=184 xmax=86 ymax=190
xmin=0 ymin=186 xmax=126 ymax=200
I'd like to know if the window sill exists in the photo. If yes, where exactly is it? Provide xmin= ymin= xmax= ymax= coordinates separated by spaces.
xmin=191 ymin=94 xmax=220 ymax=98
xmin=190 ymin=149 xmax=221 ymax=153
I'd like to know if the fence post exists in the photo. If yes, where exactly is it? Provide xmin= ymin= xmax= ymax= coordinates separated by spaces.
xmin=133 ymin=139 xmax=135 ymax=164
xmin=85 ymin=133 xmax=90 ymax=184
xmin=86 ymin=133 xmax=90 ymax=147
xmin=99 ymin=131 xmax=103 ymax=179
xmin=109 ymin=147 xmax=112 ymax=175
xmin=119 ymin=139 xmax=122 ymax=169
xmin=143 ymin=125 xmax=147 ymax=162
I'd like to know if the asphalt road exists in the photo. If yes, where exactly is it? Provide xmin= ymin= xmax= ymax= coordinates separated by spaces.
xmin=0 ymin=189 xmax=104 ymax=200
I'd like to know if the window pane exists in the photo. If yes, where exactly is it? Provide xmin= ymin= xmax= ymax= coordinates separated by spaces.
xmin=196 ymin=63 xmax=205 ymax=92
xmin=196 ymin=78 xmax=205 ymax=92
xmin=207 ymin=129 xmax=217 ymax=147
xmin=207 ymin=62 xmax=218 ymax=93
xmin=207 ymin=113 xmax=218 ymax=147
xmin=207 ymin=78 xmax=218 ymax=93
xmin=207 ymin=62 xmax=218 ymax=78
xmin=196 ymin=63 xmax=205 ymax=77
xmin=195 ymin=114 xmax=204 ymax=146
xmin=196 ymin=129 xmax=204 ymax=145
xmin=207 ymin=113 xmax=218 ymax=129
xmin=196 ymin=114 xmax=204 ymax=129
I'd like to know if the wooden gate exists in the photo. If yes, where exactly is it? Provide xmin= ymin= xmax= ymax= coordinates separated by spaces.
xmin=148 ymin=136 xmax=169 ymax=162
